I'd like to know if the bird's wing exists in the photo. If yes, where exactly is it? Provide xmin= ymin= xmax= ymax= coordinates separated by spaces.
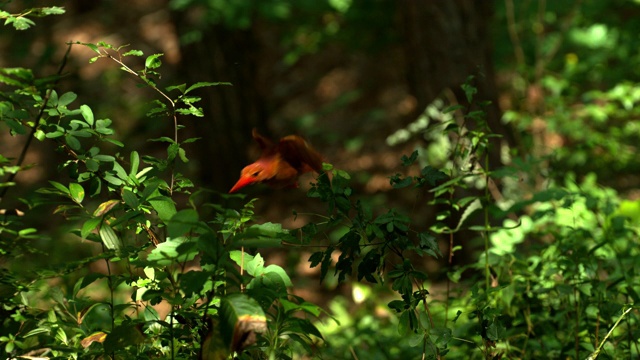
xmin=252 ymin=128 xmax=274 ymax=151
xmin=278 ymin=135 xmax=324 ymax=173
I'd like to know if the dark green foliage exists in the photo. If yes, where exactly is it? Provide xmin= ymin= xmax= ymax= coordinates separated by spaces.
xmin=0 ymin=14 xmax=324 ymax=356
xmin=3 ymin=3 xmax=640 ymax=360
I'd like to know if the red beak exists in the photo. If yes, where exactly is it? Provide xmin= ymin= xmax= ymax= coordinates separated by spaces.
xmin=229 ymin=175 xmax=256 ymax=193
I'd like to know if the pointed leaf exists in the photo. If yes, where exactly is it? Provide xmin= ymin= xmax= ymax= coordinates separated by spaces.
xmin=80 ymin=332 xmax=107 ymax=348
xmin=185 ymin=81 xmax=232 ymax=93
xmin=99 ymin=223 xmax=121 ymax=250
xmin=129 ymin=151 xmax=140 ymax=176
xmin=69 ymin=183 xmax=85 ymax=203
xmin=93 ymin=199 xmax=120 ymax=217
xmin=455 ymin=198 xmax=482 ymax=232
xmin=81 ymin=217 xmax=102 ymax=238
xmin=49 ymin=181 xmax=69 ymax=195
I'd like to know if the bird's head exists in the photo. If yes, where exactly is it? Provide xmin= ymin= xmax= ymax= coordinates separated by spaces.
xmin=229 ymin=163 xmax=265 ymax=193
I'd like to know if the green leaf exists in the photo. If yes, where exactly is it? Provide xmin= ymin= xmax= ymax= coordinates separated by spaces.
xmin=230 ymin=251 xmax=262 ymax=276
xmin=178 ymin=147 xmax=188 ymax=163
xmin=443 ymin=104 xmax=465 ymax=113
xmin=182 ymin=137 xmax=201 ymax=144
xmin=112 ymin=161 xmax=128 ymax=181
xmin=418 ymin=232 xmax=442 ymax=258
xmin=401 ymin=150 xmax=419 ymax=166
xmin=81 ymin=217 xmax=102 ymax=239
xmin=58 ymin=92 xmax=77 ymax=106
xmin=148 ymin=136 xmax=176 ymax=144
xmin=149 ymin=192 xmax=177 ymax=224
xmin=421 ymin=166 xmax=450 ymax=187
xmin=49 ymin=181 xmax=70 ymax=195
xmin=398 ymin=310 xmax=412 ymax=335
xmin=89 ymin=176 xmax=102 ymax=196
xmin=129 ymin=151 xmax=139 ymax=177
xmin=18 ymin=228 xmax=37 ymax=237
xmin=122 ymin=189 xmax=139 ymax=209
xmin=145 ymin=53 xmax=163 ymax=70
xmin=99 ymin=223 xmax=121 ymax=250
xmin=34 ymin=129 xmax=46 ymax=141
xmin=10 ymin=16 xmax=36 ymax=30
xmin=93 ymin=154 xmax=115 ymax=162
xmin=85 ymin=159 xmax=99 ymax=172
xmin=392 ymin=176 xmax=413 ymax=189
xmin=65 ymin=134 xmax=81 ymax=151
xmin=3 ymin=118 xmax=24 ymax=135
xmin=454 ymin=198 xmax=482 ymax=232
xmin=233 ymin=222 xmax=293 ymax=247
xmin=80 ymin=104 xmax=94 ymax=126
xmin=146 ymin=237 xmax=197 ymax=266
xmin=166 ymin=83 xmax=186 ymax=93
xmin=48 ymin=90 xmax=59 ymax=106
xmin=69 ymin=183 xmax=85 ymax=203
xmin=486 ymin=320 xmax=506 ymax=341
xmin=41 ymin=7 xmax=66 ymax=15
xmin=431 ymin=327 xmax=453 ymax=347
xmin=102 ymin=138 xmax=123 ymax=147
xmin=185 ymin=81 xmax=232 ymax=93
xmin=76 ymin=273 xmax=105 ymax=294
xmin=123 ymin=49 xmax=144 ymax=57
xmin=103 ymin=174 xmax=123 ymax=186
xmin=167 ymin=209 xmax=199 ymax=238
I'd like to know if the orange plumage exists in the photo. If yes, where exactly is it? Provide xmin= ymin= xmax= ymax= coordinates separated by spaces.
xmin=229 ymin=129 xmax=325 ymax=193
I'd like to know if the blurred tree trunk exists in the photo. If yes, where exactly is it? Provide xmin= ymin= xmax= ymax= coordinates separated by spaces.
xmin=399 ymin=0 xmax=515 ymax=168
xmin=173 ymin=22 xmax=269 ymax=191
xmin=173 ymin=1 xmax=514 ymax=191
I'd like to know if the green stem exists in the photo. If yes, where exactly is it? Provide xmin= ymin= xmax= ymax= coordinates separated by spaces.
xmin=100 ymin=49 xmax=178 ymax=194
xmin=587 ymin=306 xmax=633 ymax=360
xmin=484 ymin=156 xmax=491 ymax=292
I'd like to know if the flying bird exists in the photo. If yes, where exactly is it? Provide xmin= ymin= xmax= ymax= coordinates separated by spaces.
xmin=229 ymin=128 xmax=325 ymax=193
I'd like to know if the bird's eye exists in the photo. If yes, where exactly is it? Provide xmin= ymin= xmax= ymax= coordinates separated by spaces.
xmin=252 ymin=171 xmax=260 ymax=177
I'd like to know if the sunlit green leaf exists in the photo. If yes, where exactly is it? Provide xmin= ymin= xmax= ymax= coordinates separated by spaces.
xmin=69 ymin=183 xmax=85 ymax=203
xmin=145 ymin=53 xmax=163 ymax=70
xmin=80 ymin=104 xmax=94 ymax=126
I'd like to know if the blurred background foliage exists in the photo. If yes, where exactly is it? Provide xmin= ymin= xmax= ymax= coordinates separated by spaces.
xmin=2 ymin=0 xmax=640 ymax=358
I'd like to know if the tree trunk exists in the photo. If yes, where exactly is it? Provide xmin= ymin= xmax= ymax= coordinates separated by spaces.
xmin=399 ymin=0 xmax=515 ymax=168
xmin=173 ymin=22 xmax=269 ymax=191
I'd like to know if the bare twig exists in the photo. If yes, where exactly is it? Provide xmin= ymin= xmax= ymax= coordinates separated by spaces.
xmin=587 ymin=306 xmax=633 ymax=360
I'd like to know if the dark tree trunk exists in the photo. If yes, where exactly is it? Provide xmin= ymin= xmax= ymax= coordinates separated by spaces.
xmin=399 ymin=0 xmax=515 ymax=168
xmin=173 ymin=22 xmax=269 ymax=191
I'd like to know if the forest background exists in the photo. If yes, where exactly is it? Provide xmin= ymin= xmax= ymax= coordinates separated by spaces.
xmin=1 ymin=1 xmax=640 ymax=359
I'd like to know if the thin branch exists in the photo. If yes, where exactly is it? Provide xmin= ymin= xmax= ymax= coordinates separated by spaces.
xmin=587 ymin=306 xmax=633 ymax=360
xmin=98 ymin=49 xmax=179 ymax=193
